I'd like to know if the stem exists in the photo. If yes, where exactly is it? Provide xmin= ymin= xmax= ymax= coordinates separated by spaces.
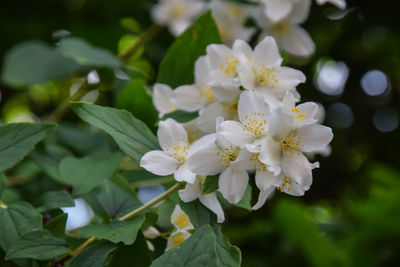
xmin=68 ymin=182 xmax=183 ymax=257
xmin=118 ymin=24 xmax=162 ymax=61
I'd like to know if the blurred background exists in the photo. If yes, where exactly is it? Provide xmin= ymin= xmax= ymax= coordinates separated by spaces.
xmin=0 ymin=0 xmax=399 ymax=266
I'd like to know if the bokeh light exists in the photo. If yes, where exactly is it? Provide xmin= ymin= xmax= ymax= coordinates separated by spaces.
xmin=361 ymin=70 xmax=388 ymax=96
xmin=373 ymin=109 xmax=398 ymax=132
xmin=314 ymin=60 xmax=349 ymax=96
xmin=326 ymin=102 xmax=353 ymax=129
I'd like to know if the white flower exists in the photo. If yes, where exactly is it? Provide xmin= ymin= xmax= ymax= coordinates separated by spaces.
xmin=153 ymin=83 xmax=177 ymax=118
xmin=258 ymin=0 xmax=299 ymax=23
xmin=170 ymin=204 xmax=194 ymax=231
xmin=140 ymin=118 xmax=197 ymax=183
xmin=188 ymin=132 xmax=250 ymax=204
xmin=210 ymin=0 xmax=255 ymax=45
xmin=237 ymin=36 xmax=306 ymax=107
xmin=166 ymin=230 xmax=191 ymax=250
xmin=315 ymin=0 xmax=346 ymax=9
xmin=179 ymin=175 xmax=225 ymax=223
xmin=259 ymin=107 xmax=333 ymax=187
xmin=151 ymin=0 xmax=206 ymax=36
xmin=143 ymin=226 xmax=160 ymax=251
xmin=280 ymin=91 xmax=319 ymax=126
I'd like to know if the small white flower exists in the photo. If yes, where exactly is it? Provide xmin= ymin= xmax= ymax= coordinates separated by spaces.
xmin=254 ymin=0 xmax=316 ymax=57
xmin=281 ymin=91 xmax=319 ymax=126
xmin=166 ymin=230 xmax=191 ymax=250
xmin=170 ymin=204 xmax=194 ymax=231
xmin=143 ymin=226 xmax=160 ymax=251
xmin=151 ymin=0 xmax=206 ymax=36
xmin=237 ymin=36 xmax=306 ymax=107
xmin=140 ymin=118 xmax=197 ymax=183
xmin=179 ymin=175 xmax=225 ymax=223
xmin=315 ymin=0 xmax=346 ymax=9
xmin=153 ymin=83 xmax=177 ymax=118
xmin=258 ymin=0 xmax=299 ymax=23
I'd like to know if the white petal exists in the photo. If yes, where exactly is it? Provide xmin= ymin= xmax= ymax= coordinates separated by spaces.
xmin=232 ymin=39 xmax=253 ymax=62
xmin=171 ymin=85 xmax=203 ymax=112
xmin=194 ymin=56 xmax=211 ymax=84
xmin=217 ymin=120 xmax=254 ymax=147
xmin=219 ymin=167 xmax=249 ymax=204
xmin=255 ymin=169 xmax=280 ymax=191
xmin=171 ymin=204 xmax=194 ymax=231
xmin=297 ymin=102 xmax=319 ymax=124
xmin=179 ymin=181 xmax=201 ymax=202
xmin=274 ymin=176 xmax=306 ymax=196
xmin=238 ymin=90 xmax=269 ymax=122
xmin=316 ymin=0 xmax=346 ymax=9
xmin=140 ymin=150 xmax=178 ymax=176
xmin=174 ymin=162 xmax=197 ymax=183
xmin=297 ymin=124 xmax=333 ymax=152
xmin=210 ymin=82 xmax=240 ymax=102
xmin=259 ymin=137 xmax=281 ymax=174
xmin=267 ymin=107 xmax=298 ymax=137
xmin=207 ymin=44 xmax=233 ymax=68
xmin=231 ymin=149 xmax=254 ymax=171
xmin=280 ymin=26 xmax=315 ymax=57
xmin=188 ymin=142 xmax=223 ymax=176
xmin=281 ymin=91 xmax=298 ymax=109
xmin=288 ymin=0 xmax=311 ymax=24
xmin=281 ymin=152 xmax=313 ymax=187
xmin=158 ymin=118 xmax=188 ymax=150
xmin=199 ymin=192 xmax=225 ymax=223
xmin=265 ymin=0 xmax=293 ymax=22
xmin=252 ymin=36 xmax=283 ymax=67
xmin=238 ymin=61 xmax=257 ymax=91
xmin=275 ymin=66 xmax=306 ymax=92
xmin=153 ymin=83 xmax=176 ymax=117
xmin=197 ymin=102 xmax=225 ymax=133
xmin=166 ymin=230 xmax=191 ymax=250
xmin=169 ymin=20 xmax=190 ymax=37
xmin=252 ymin=186 xmax=275 ymax=210
xmin=143 ymin=226 xmax=160 ymax=239
xmin=188 ymin=133 xmax=217 ymax=157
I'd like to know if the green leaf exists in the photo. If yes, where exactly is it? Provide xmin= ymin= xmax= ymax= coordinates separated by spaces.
xmin=202 ymin=175 xmax=219 ymax=194
xmin=80 ymin=214 xmax=145 ymax=245
xmin=68 ymin=241 xmax=118 ymax=267
xmin=71 ymin=102 xmax=160 ymax=161
xmin=161 ymin=110 xmax=198 ymax=123
xmin=58 ymin=153 xmax=124 ymax=196
xmin=212 ymin=225 xmax=242 ymax=267
xmin=180 ymin=200 xmax=215 ymax=228
xmin=6 ymin=229 xmax=69 ymax=260
xmin=156 ymin=11 xmax=221 ymax=88
xmin=116 ymin=79 xmax=158 ymax=129
xmin=1 ymin=41 xmax=79 ymax=87
xmin=218 ymin=185 xmax=253 ymax=211
xmin=0 ymin=173 xmax=5 ymax=199
xmin=58 ymin=37 xmax=121 ymax=67
xmin=0 ymin=123 xmax=55 ymax=172
xmin=37 ymin=191 xmax=75 ymax=212
xmin=151 ymin=225 xmax=218 ymax=267
xmin=44 ymin=213 xmax=68 ymax=237
xmin=0 ymin=202 xmax=42 ymax=253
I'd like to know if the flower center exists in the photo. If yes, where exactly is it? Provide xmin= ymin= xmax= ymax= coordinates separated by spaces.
xmin=249 ymin=153 xmax=267 ymax=172
xmin=280 ymin=135 xmax=303 ymax=158
xmin=197 ymin=85 xmax=216 ymax=103
xmin=277 ymin=176 xmax=298 ymax=192
xmin=216 ymin=146 xmax=240 ymax=169
xmin=222 ymin=100 xmax=238 ymax=120
xmin=171 ymin=232 xmax=188 ymax=247
xmin=167 ymin=138 xmax=189 ymax=164
xmin=173 ymin=213 xmax=192 ymax=229
xmin=227 ymin=5 xmax=243 ymax=18
xmin=256 ymin=65 xmax=279 ymax=88
xmin=271 ymin=20 xmax=291 ymax=38
xmin=170 ymin=3 xmax=186 ymax=18
xmin=241 ymin=113 xmax=267 ymax=138
xmin=290 ymin=107 xmax=307 ymax=122
xmin=220 ymin=56 xmax=239 ymax=77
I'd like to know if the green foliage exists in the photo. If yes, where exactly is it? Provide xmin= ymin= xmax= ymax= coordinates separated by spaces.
xmin=37 ymin=191 xmax=75 ymax=213
xmin=5 ymin=229 xmax=69 ymax=261
xmin=44 ymin=213 xmax=68 ymax=237
xmin=202 ymin=176 xmax=219 ymax=194
xmin=157 ymin=11 xmax=221 ymax=88
xmin=68 ymin=241 xmax=118 ymax=267
xmin=58 ymin=153 xmax=124 ymax=196
xmin=0 ymin=123 xmax=55 ymax=172
xmin=0 ymin=173 xmax=5 ymax=199
xmin=180 ymin=200 xmax=214 ymax=228
xmin=71 ymin=102 xmax=160 ymax=161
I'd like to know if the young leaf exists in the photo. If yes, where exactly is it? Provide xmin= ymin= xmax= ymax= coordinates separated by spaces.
xmin=202 ymin=175 xmax=219 ymax=194
xmin=58 ymin=153 xmax=124 ymax=196
xmin=0 ymin=123 xmax=55 ymax=172
xmin=150 ymin=225 xmax=218 ymax=267
xmin=80 ymin=214 xmax=145 ymax=245
xmin=68 ymin=241 xmax=118 ymax=267
xmin=57 ymin=37 xmax=121 ymax=67
xmin=156 ymin=11 xmax=221 ymax=88
xmin=0 ymin=202 xmax=42 ymax=253
xmin=44 ymin=213 xmax=68 ymax=237
xmin=5 ymin=229 xmax=69 ymax=261
xmin=71 ymin=102 xmax=160 ymax=161
xmin=37 ymin=191 xmax=75 ymax=213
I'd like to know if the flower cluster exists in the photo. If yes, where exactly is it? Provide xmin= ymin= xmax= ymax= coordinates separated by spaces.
xmin=141 ymin=36 xmax=333 ymax=221
xmin=152 ymin=0 xmax=346 ymax=57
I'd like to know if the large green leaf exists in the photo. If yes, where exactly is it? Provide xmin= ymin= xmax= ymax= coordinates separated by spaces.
xmin=37 ymin=191 xmax=75 ymax=212
xmin=150 ymin=225 xmax=218 ymax=267
xmin=156 ymin=11 xmax=221 ymax=88
xmin=58 ymin=153 xmax=124 ymax=195
xmin=0 ymin=202 xmax=42 ymax=253
xmin=202 ymin=175 xmax=219 ymax=194
xmin=0 ymin=123 xmax=55 ymax=172
xmin=68 ymin=241 xmax=118 ymax=267
xmin=116 ymin=79 xmax=158 ymax=129
xmin=72 ymin=102 xmax=160 ymax=161
xmin=58 ymin=37 xmax=121 ymax=68
xmin=1 ymin=41 xmax=79 ymax=87
xmin=6 ymin=229 xmax=69 ymax=261
xmin=213 ymin=225 xmax=242 ymax=267
xmin=44 ymin=213 xmax=68 ymax=237
xmin=80 ymin=214 xmax=145 ymax=245
xmin=0 ymin=173 xmax=5 ymax=199
xmin=180 ymin=200 xmax=215 ymax=228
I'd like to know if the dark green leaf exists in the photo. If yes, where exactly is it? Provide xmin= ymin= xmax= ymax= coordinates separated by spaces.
xmin=58 ymin=37 xmax=121 ymax=67
xmin=68 ymin=241 xmax=118 ymax=267
xmin=6 ymin=229 xmax=69 ymax=260
xmin=0 ymin=123 xmax=55 ymax=172
xmin=180 ymin=200 xmax=215 ymax=228
xmin=202 ymin=175 xmax=219 ymax=194
xmin=71 ymin=102 xmax=160 ymax=161
xmin=116 ymin=79 xmax=158 ymax=129
xmin=58 ymin=153 xmax=124 ymax=195
xmin=0 ymin=173 xmax=5 ymax=199
xmin=151 ymin=225 xmax=218 ymax=267
xmin=0 ymin=202 xmax=42 ymax=253
xmin=37 ymin=191 xmax=74 ymax=212
xmin=212 ymin=225 xmax=242 ymax=267
xmin=80 ymin=214 xmax=145 ymax=245
xmin=156 ymin=11 xmax=221 ymax=88
xmin=44 ymin=213 xmax=68 ymax=237
xmin=161 ymin=110 xmax=198 ymax=123
xmin=218 ymin=185 xmax=252 ymax=211
xmin=1 ymin=41 xmax=79 ymax=87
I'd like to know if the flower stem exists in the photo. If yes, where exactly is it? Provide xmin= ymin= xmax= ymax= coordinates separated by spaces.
xmin=68 ymin=182 xmax=183 ymax=257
